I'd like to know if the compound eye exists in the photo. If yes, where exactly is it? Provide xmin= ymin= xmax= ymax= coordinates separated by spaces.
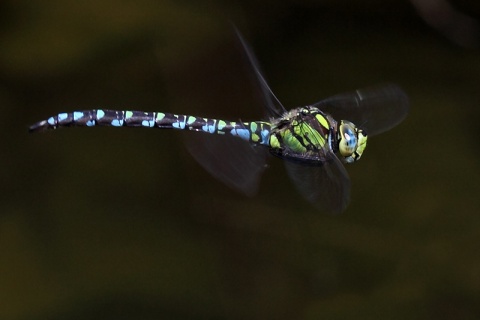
xmin=338 ymin=122 xmax=358 ymax=157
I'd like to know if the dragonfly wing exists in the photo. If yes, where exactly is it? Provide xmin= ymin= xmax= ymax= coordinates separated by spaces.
xmin=234 ymin=28 xmax=287 ymax=119
xmin=284 ymin=153 xmax=351 ymax=214
xmin=312 ymin=84 xmax=409 ymax=137
xmin=185 ymin=132 xmax=268 ymax=196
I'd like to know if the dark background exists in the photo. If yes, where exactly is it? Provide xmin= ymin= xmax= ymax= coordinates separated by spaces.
xmin=2 ymin=0 xmax=480 ymax=319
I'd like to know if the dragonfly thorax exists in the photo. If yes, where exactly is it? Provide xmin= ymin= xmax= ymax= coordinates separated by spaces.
xmin=337 ymin=120 xmax=368 ymax=163
xmin=267 ymin=105 xmax=368 ymax=165
xmin=267 ymin=106 xmax=336 ymax=164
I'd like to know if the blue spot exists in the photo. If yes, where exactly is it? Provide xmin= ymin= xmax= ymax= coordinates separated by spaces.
xmin=47 ymin=117 xmax=55 ymax=125
xmin=172 ymin=119 xmax=186 ymax=129
xmin=202 ymin=123 xmax=215 ymax=133
xmin=261 ymin=130 xmax=270 ymax=145
xmin=73 ymin=112 xmax=83 ymax=121
xmin=141 ymin=120 xmax=154 ymax=127
xmin=58 ymin=113 xmax=68 ymax=121
xmin=231 ymin=128 xmax=250 ymax=141
xmin=96 ymin=110 xmax=105 ymax=119
xmin=86 ymin=120 xmax=95 ymax=126
xmin=111 ymin=119 xmax=123 ymax=127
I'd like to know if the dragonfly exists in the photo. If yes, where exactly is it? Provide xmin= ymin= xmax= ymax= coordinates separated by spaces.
xmin=29 ymin=30 xmax=408 ymax=213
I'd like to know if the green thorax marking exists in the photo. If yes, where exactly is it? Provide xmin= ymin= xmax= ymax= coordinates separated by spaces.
xmin=269 ymin=106 xmax=335 ymax=157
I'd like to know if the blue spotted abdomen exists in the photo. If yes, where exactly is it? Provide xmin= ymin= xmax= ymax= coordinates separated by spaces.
xmin=29 ymin=109 xmax=272 ymax=146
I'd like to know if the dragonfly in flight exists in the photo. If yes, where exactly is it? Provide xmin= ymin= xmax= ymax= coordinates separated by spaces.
xmin=29 ymin=30 xmax=409 ymax=213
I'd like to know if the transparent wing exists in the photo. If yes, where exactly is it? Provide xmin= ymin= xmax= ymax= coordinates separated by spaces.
xmin=234 ymin=27 xmax=287 ymax=119
xmin=284 ymin=152 xmax=351 ymax=214
xmin=185 ymin=132 xmax=268 ymax=196
xmin=183 ymin=30 xmax=282 ymax=196
xmin=312 ymin=84 xmax=409 ymax=137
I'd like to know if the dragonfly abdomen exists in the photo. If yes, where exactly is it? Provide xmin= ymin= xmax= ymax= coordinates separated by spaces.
xmin=29 ymin=109 xmax=272 ymax=145
xmin=29 ymin=110 xmax=153 ymax=131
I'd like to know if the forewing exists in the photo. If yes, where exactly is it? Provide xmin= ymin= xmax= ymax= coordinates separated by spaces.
xmin=234 ymin=28 xmax=287 ymax=119
xmin=312 ymin=84 xmax=409 ymax=136
xmin=284 ymin=151 xmax=351 ymax=214
xmin=185 ymin=132 xmax=268 ymax=196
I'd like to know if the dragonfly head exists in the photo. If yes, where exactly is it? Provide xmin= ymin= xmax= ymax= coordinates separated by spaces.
xmin=337 ymin=120 xmax=368 ymax=163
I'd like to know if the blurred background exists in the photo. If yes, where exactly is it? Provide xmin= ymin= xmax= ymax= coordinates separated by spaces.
xmin=2 ymin=0 xmax=480 ymax=319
